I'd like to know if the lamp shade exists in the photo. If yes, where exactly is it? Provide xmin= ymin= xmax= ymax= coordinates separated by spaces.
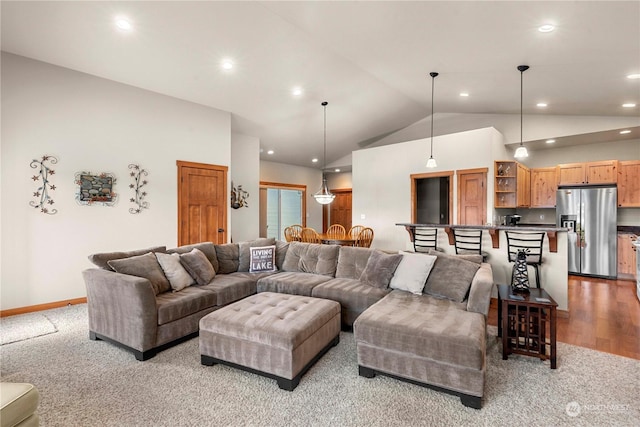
xmin=514 ymin=146 xmax=529 ymax=158
xmin=313 ymin=176 xmax=335 ymax=204
xmin=426 ymin=157 xmax=437 ymax=168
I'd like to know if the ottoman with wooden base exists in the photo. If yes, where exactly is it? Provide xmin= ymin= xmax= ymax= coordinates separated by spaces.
xmin=199 ymin=292 xmax=341 ymax=391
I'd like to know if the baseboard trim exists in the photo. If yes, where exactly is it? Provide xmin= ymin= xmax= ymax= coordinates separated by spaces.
xmin=0 ymin=297 xmax=87 ymax=318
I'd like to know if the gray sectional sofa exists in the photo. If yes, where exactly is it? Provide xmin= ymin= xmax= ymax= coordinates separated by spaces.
xmin=82 ymin=238 xmax=493 ymax=408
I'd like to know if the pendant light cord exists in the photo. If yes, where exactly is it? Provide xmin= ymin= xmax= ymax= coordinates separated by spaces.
xmin=517 ymin=65 xmax=529 ymax=147
xmin=323 ymin=101 xmax=327 ymax=170
xmin=429 ymin=72 xmax=438 ymax=157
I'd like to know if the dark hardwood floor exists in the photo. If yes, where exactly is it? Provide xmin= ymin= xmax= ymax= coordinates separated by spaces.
xmin=488 ymin=275 xmax=640 ymax=360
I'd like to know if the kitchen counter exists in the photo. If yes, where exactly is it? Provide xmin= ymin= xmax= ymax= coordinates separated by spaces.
xmin=396 ymin=223 xmax=568 ymax=252
xmin=618 ymin=225 xmax=640 ymax=234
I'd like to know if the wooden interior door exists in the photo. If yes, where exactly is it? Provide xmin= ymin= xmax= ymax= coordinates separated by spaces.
xmin=457 ymin=168 xmax=487 ymax=225
xmin=328 ymin=190 xmax=352 ymax=232
xmin=177 ymin=161 xmax=227 ymax=245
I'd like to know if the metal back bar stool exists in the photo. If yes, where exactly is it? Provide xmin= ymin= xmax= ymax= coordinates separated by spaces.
xmin=505 ymin=231 xmax=545 ymax=288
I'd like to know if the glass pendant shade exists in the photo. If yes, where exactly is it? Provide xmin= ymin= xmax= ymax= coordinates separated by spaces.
xmin=314 ymin=101 xmax=334 ymax=205
xmin=426 ymin=156 xmax=437 ymax=168
xmin=514 ymin=145 xmax=529 ymax=158
xmin=313 ymin=176 xmax=335 ymax=205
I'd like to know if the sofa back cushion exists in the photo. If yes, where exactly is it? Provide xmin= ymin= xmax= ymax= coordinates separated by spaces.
xmin=423 ymin=252 xmax=480 ymax=303
xmin=88 ymin=246 xmax=167 ymax=271
xmin=215 ymin=243 xmax=239 ymax=274
xmin=238 ymin=238 xmax=276 ymax=272
xmin=335 ymin=246 xmax=373 ymax=280
xmin=359 ymin=250 xmax=403 ymax=289
xmin=107 ymin=252 xmax=171 ymax=295
xmin=167 ymin=242 xmax=219 ymax=272
xmin=281 ymin=242 xmax=339 ymax=276
xmin=275 ymin=240 xmax=289 ymax=271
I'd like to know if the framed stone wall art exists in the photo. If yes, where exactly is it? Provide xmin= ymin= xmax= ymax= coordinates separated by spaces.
xmin=75 ymin=172 xmax=118 ymax=206
xmin=30 ymin=155 xmax=58 ymax=214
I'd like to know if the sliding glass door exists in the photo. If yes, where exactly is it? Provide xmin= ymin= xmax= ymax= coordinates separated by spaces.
xmin=259 ymin=183 xmax=306 ymax=240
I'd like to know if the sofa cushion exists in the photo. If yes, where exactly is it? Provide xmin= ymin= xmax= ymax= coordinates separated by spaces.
xmin=88 ymin=246 xmax=166 ymax=271
xmin=423 ymin=252 xmax=480 ymax=303
xmin=312 ymin=278 xmax=390 ymax=325
xmin=199 ymin=272 xmax=258 ymax=306
xmin=389 ymin=252 xmax=437 ymax=295
xmin=155 ymin=252 xmax=195 ymax=292
xmin=359 ymin=250 xmax=402 ymax=289
xmin=354 ymin=290 xmax=484 ymax=370
xmin=281 ymin=242 xmax=339 ymax=276
xmin=238 ymin=238 xmax=276 ymax=272
xmin=215 ymin=243 xmax=240 ymax=274
xmin=427 ymin=249 xmax=483 ymax=264
xmin=335 ymin=246 xmax=373 ymax=280
xmin=275 ymin=240 xmax=289 ymax=271
xmin=107 ymin=252 xmax=171 ymax=295
xmin=179 ymin=248 xmax=216 ymax=286
xmin=257 ymin=271 xmax=333 ymax=296
xmin=167 ymin=242 xmax=219 ymax=272
xmin=0 ymin=382 xmax=39 ymax=427
xmin=155 ymin=286 xmax=218 ymax=325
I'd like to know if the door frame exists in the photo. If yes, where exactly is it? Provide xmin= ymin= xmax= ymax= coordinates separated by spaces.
xmin=456 ymin=167 xmax=488 ymax=225
xmin=177 ymin=160 xmax=228 ymax=245
xmin=410 ymin=171 xmax=454 ymax=224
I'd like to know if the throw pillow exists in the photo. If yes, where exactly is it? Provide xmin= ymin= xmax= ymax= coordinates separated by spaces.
xmin=214 ymin=243 xmax=239 ymax=274
xmin=179 ymin=248 xmax=216 ymax=285
xmin=389 ymin=252 xmax=437 ymax=295
xmin=427 ymin=249 xmax=483 ymax=264
xmin=88 ymin=246 xmax=167 ymax=271
xmin=107 ymin=252 xmax=171 ymax=295
xmin=249 ymin=245 xmax=277 ymax=273
xmin=359 ymin=250 xmax=403 ymax=289
xmin=155 ymin=252 xmax=195 ymax=292
xmin=167 ymin=242 xmax=219 ymax=273
xmin=238 ymin=238 xmax=276 ymax=272
xmin=423 ymin=252 xmax=480 ymax=303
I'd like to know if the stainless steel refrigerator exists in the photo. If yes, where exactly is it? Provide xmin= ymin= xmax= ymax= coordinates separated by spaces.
xmin=556 ymin=186 xmax=617 ymax=278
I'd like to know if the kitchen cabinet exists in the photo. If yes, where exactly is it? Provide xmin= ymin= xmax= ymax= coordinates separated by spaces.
xmin=530 ymin=167 xmax=557 ymax=208
xmin=557 ymin=160 xmax=618 ymax=185
xmin=495 ymin=161 xmax=529 ymax=208
xmin=617 ymin=160 xmax=640 ymax=207
xmin=618 ymin=232 xmax=638 ymax=280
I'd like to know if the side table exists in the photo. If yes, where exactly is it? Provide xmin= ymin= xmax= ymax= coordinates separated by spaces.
xmin=497 ymin=284 xmax=558 ymax=369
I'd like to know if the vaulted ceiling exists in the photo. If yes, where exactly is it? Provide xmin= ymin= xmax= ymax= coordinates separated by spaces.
xmin=2 ymin=1 xmax=639 ymax=167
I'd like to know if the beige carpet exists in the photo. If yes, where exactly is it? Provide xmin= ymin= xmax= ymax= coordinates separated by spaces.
xmin=0 ymin=312 xmax=57 ymax=345
xmin=0 ymin=304 xmax=638 ymax=426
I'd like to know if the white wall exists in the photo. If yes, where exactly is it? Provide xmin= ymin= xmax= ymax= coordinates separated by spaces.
xmin=1 ymin=53 xmax=231 ymax=310
xmin=260 ymin=160 xmax=323 ymax=231
xmin=231 ymin=133 xmax=260 ymax=242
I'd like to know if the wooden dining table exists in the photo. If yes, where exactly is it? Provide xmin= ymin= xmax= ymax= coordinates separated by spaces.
xmin=319 ymin=234 xmax=356 ymax=246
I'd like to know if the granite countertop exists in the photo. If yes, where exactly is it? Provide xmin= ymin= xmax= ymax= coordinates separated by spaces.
xmin=618 ymin=225 xmax=640 ymax=234
xmin=396 ymin=223 xmax=568 ymax=232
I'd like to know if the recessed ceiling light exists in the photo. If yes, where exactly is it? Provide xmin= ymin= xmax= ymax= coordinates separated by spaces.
xmin=626 ymin=74 xmax=640 ymax=79
xmin=620 ymin=130 xmax=631 ymax=134
xmin=622 ymin=103 xmax=636 ymax=108
xmin=292 ymin=87 xmax=303 ymax=97
xmin=538 ymin=24 xmax=555 ymax=33
xmin=312 ymin=158 xmax=318 ymax=163
xmin=546 ymin=139 xmax=556 ymax=144
xmin=267 ymin=150 xmax=274 ymax=155
xmin=334 ymin=168 xmax=341 ymax=172
xmin=537 ymin=102 xmax=548 ymax=107
xmin=459 ymin=92 xmax=469 ymax=97
xmin=221 ymin=59 xmax=234 ymax=71
xmin=115 ymin=17 xmax=132 ymax=32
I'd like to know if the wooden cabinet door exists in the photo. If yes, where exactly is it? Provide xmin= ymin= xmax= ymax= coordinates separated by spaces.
xmin=177 ymin=161 xmax=227 ymax=245
xmin=557 ymin=163 xmax=586 ymax=185
xmin=516 ymin=163 xmax=530 ymax=207
xmin=618 ymin=160 xmax=640 ymax=207
xmin=457 ymin=168 xmax=487 ymax=225
xmin=617 ymin=233 xmax=637 ymax=280
xmin=530 ymin=167 xmax=558 ymax=208
xmin=585 ymin=160 xmax=618 ymax=184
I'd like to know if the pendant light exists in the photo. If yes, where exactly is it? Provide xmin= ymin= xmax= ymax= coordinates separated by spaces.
xmin=313 ymin=101 xmax=335 ymax=205
xmin=514 ymin=65 xmax=530 ymax=159
xmin=426 ymin=72 xmax=439 ymax=168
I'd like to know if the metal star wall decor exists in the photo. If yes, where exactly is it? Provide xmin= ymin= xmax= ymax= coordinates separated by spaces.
xmin=29 ymin=155 xmax=58 ymax=214
xmin=128 ymin=164 xmax=149 ymax=214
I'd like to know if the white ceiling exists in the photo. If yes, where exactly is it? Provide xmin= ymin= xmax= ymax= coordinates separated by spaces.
xmin=2 ymin=1 xmax=639 ymax=167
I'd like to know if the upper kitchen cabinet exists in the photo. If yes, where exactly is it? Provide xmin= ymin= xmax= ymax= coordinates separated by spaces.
xmin=618 ymin=160 xmax=640 ymax=207
xmin=530 ymin=167 xmax=557 ymax=208
xmin=557 ymin=160 xmax=618 ymax=185
xmin=495 ymin=161 xmax=529 ymax=208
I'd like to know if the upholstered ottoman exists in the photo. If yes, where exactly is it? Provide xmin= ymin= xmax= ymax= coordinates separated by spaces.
xmin=199 ymin=292 xmax=341 ymax=390
xmin=0 ymin=382 xmax=40 ymax=427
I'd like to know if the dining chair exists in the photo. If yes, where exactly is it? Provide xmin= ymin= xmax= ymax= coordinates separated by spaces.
xmin=326 ymin=224 xmax=346 ymax=238
xmin=505 ymin=231 xmax=545 ymax=288
xmin=452 ymin=229 xmax=488 ymax=261
xmin=348 ymin=225 xmax=365 ymax=239
xmin=284 ymin=224 xmax=303 ymax=242
xmin=413 ymin=227 xmax=438 ymax=253
xmin=300 ymin=227 xmax=322 ymax=244
xmin=354 ymin=227 xmax=374 ymax=248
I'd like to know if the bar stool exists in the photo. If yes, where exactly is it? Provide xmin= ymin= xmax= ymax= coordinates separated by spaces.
xmin=505 ymin=231 xmax=545 ymax=288
xmin=413 ymin=227 xmax=438 ymax=253
xmin=453 ymin=229 xmax=488 ymax=262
